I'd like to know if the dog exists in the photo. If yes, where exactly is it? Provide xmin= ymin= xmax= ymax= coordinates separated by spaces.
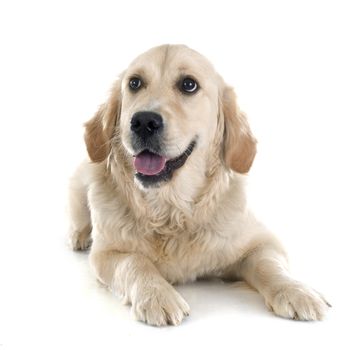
xmin=68 ymin=44 xmax=330 ymax=326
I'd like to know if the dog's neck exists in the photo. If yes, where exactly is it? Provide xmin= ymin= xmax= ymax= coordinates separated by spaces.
xmin=108 ymin=143 xmax=246 ymax=233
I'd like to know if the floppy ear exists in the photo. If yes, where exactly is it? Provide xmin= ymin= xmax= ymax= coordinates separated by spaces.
xmin=84 ymin=80 xmax=122 ymax=162
xmin=221 ymin=85 xmax=257 ymax=173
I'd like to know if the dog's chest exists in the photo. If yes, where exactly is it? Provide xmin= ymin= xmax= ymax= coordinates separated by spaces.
xmin=93 ymin=182 xmax=245 ymax=283
xmin=141 ymin=227 xmax=234 ymax=283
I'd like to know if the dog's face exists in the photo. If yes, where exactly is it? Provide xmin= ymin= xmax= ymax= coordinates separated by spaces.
xmin=119 ymin=46 xmax=220 ymax=187
xmin=84 ymin=45 xmax=256 ymax=189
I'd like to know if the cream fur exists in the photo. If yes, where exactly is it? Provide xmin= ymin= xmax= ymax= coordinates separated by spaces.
xmin=68 ymin=44 xmax=330 ymax=326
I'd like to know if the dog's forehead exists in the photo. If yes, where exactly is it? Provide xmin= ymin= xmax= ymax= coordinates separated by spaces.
xmin=126 ymin=45 xmax=215 ymax=77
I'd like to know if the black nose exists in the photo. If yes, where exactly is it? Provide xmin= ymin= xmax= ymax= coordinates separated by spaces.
xmin=130 ymin=111 xmax=164 ymax=138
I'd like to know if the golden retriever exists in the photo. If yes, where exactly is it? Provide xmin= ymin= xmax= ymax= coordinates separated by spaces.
xmin=68 ymin=44 xmax=330 ymax=326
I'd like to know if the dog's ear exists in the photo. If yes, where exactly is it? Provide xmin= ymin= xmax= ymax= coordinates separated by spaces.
xmin=84 ymin=79 xmax=122 ymax=163
xmin=221 ymin=85 xmax=257 ymax=173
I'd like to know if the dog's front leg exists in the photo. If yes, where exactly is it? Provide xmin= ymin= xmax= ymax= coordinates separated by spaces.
xmin=90 ymin=248 xmax=190 ymax=326
xmin=236 ymin=243 xmax=330 ymax=320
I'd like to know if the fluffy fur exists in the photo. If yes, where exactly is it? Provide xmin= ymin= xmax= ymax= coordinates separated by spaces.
xmin=68 ymin=44 xmax=330 ymax=326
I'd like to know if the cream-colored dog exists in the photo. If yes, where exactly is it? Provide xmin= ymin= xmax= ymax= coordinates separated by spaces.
xmin=68 ymin=44 xmax=330 ymax=326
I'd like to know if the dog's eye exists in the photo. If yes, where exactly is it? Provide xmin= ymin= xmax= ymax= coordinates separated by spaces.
xmin=180 ymin=78 xmax=198 ymax=94
xmin=129 ymin=77 xmax=142 ymax=91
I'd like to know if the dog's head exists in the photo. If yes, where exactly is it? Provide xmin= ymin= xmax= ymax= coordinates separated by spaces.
xmin=85 ymin=45 xmax=256 ymax=190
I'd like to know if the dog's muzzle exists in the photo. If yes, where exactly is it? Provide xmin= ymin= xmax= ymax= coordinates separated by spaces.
xmin=130 ymin=111 xmax=196 ymax=187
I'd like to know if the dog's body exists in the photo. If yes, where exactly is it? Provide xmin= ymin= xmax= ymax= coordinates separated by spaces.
xmin=68 ymin=45 xmax=330 ymax=326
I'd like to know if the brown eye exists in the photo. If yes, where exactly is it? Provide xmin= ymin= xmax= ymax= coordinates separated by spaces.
xmin=181 ymin=77 xmax=198 ymax=94
xmin=129 ymin=77 xmax=142 ymax=91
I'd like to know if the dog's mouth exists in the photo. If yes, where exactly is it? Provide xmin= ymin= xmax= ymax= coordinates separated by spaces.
xmin=133 ymin=140 xmax=196 ymax=187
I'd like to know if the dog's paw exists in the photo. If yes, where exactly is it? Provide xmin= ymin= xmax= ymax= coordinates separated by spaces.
xmin=69 ymin=228 xmax=92 ymax=251
xmin=266 ymin=282 xmax=331 ymax=321
xmin=131 ymin=282 xmax=190 ymax=326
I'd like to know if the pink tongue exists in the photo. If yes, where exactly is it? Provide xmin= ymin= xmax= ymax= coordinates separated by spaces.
xmin=133 ymin=151 xmax=166 ymax=175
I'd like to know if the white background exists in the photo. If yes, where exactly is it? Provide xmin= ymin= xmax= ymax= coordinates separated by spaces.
xmin=0 ymin=0 xmax=349 ymax=349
